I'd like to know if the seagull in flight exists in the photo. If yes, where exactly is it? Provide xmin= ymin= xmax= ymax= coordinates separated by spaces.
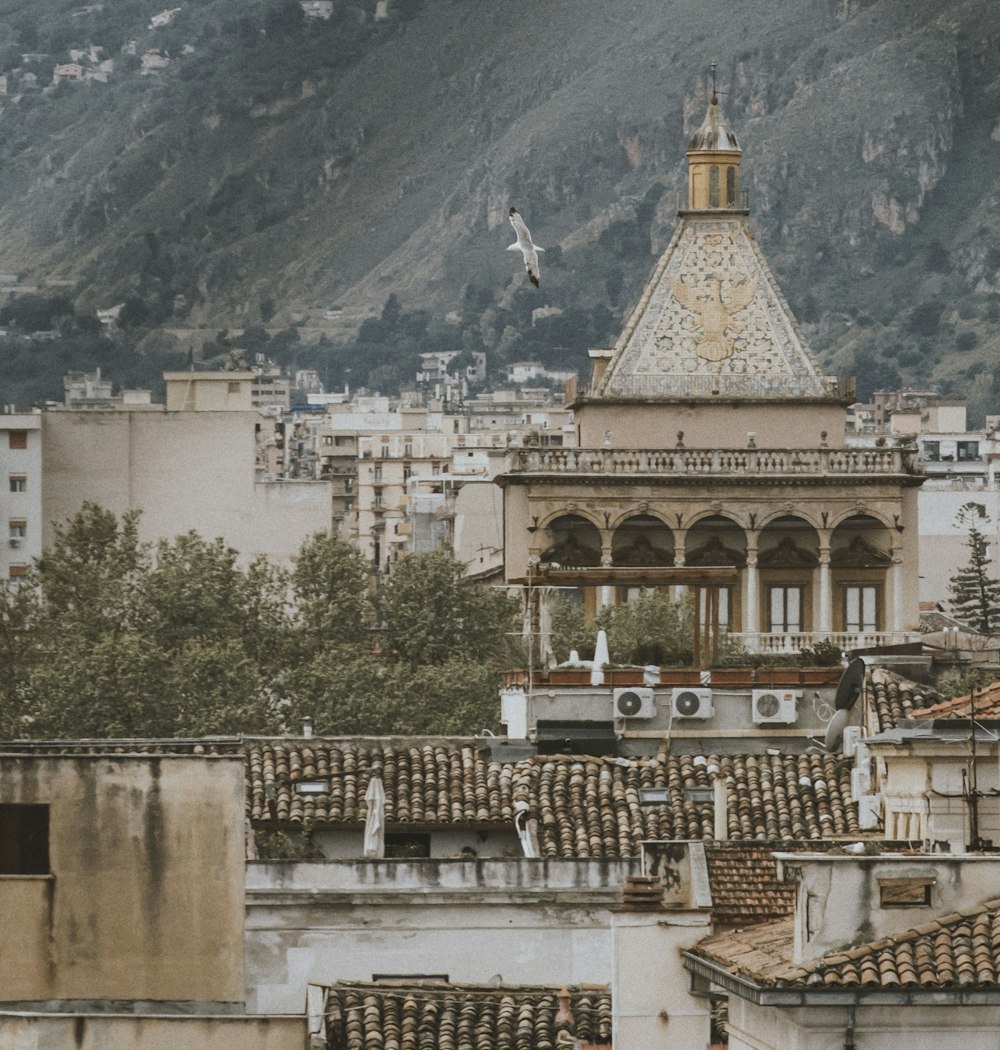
xmin=508 ymin=206 xmax=543 ymax=287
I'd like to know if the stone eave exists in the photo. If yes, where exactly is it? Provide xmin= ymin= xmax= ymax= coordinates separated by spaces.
xmin=682 ymin=951 xmax=1000 ymax=1007
xmin=568 ymin=394 xmax=856 ymax=410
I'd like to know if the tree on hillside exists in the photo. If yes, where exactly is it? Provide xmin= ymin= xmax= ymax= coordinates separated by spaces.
xmin=949 ymin=503 xmax=1000 ymax=633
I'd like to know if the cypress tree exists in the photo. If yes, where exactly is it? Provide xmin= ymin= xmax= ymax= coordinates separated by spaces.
xmin=949 ymin=503 xmax=1000 ymax=633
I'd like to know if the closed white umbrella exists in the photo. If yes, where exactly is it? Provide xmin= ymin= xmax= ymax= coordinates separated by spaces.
xmin=363 ymin=772 xmax=386 ymax=858
xmin=591 ymin=629 xmax=610 ymax=686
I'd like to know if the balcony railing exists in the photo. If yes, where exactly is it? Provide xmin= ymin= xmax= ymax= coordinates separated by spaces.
xmin=506 ymin=446 xmax=919 ymax=478
xmin=731 ymin=631 xmax=920 ymax=655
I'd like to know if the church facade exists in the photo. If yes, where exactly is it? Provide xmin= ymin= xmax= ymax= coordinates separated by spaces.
xmin=498 ymin=93 xmax=923 ymax=658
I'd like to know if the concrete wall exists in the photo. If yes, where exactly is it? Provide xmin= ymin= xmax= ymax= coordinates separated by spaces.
xmin=245 ymin=858 xmax=636 ymax=1014
xmin=779 ymin=854 xmax=1000 ymax=965
xmin=612 ymin=913 xmax=711 ymax=1049
xmin=727 ymin=998 xmax=1000 ymax=1050
xmin=0 ymin=1014 xmax=304 ymax=1050
xmin=41 ymin=411 xmax=332 ymax=564
xmin=0 ymin=754 xmax=246 ymax=1003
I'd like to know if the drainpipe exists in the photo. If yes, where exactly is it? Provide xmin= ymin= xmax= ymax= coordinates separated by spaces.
xmin=843 ymin=1003 xmax=856 ymax=1049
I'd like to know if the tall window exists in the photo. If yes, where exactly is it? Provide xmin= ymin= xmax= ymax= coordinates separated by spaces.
xmin=726 ymin=166 xmax=736 ymax=207
xmin=709 ymin=166 xmax=721 ymax=208
xmin=844 ymin=585 xmax=878 ymax=633
xmin=769 ymin=586 xmax=802 ymax=633
xmin=8 ymin=475 xmax=25 ymax=493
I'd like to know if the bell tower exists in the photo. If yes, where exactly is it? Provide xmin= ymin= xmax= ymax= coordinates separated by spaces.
xmin=684 ymin=66 xmax=744 ymax=213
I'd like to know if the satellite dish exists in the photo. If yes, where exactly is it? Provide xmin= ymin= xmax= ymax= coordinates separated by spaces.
xmin=834 ymin=658 xmax=866 ymax=711
xmin=824 ymin=708 xmax=851 ymax=751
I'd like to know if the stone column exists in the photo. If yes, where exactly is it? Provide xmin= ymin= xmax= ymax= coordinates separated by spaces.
xmin=744 ymin=544 xmax=759 ymax=636
xmin=891 ymin=545 xmax=904 ymax=636
xmin=673 ymin=536 xmax=686 ymax=602
xmin=818 ymin=545 xmax=832 ymax=635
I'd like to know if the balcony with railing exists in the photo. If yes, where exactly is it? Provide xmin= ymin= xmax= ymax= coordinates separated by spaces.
xmin=505 ymin=445 xmax=920 ymax=480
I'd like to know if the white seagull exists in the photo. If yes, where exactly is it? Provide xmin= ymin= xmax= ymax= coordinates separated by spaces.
xmin=507 ymin=206 xmax=544 ymax=287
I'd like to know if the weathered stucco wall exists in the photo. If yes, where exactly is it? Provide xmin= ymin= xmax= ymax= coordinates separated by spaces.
xmin=781 ymin=854 xmax=1000 ymax=965
xmin=0 ymin=1014 xmax=304 ymax=1050
xmin=727 ymin=999 xmax=1000 ymax=1050
xmin=0 ymin=754 xmax=246 ymax=1003
xmin=245 ymin=858 xmax=635 ymax=1014
xmin=576 ymin=400 xmax=848 ymax=450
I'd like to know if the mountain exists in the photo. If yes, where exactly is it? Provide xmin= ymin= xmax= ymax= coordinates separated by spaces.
xmin=0 ymin=0 xmax=999 ymax=418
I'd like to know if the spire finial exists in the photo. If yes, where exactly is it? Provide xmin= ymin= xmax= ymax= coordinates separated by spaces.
xmin=710 ymin=62 xmax=718 ymax=105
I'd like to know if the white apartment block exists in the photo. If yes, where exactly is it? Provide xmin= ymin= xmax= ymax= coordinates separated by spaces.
xmin=0 ymin=413 xmax=42 ymax=584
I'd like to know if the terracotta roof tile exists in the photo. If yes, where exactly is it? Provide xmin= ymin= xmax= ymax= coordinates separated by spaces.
xmin=704 ymin=844 xmax=797 ymax=926
xmin=245 ymin=739 xmax=861 ymax=855
xmin=910 ymin=680 xmax=1000 ymax=720
xmin=321 ymin=981 xmax=612 ymax=1049
xmin=868 ymin=668 xmax=942 ymax=732
xmin=694 ymin=897 xmax=1000 ymax=990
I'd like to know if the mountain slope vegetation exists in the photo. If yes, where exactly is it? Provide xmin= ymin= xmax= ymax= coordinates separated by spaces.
xmin=0 ymin=0 xmax=998 ymax=417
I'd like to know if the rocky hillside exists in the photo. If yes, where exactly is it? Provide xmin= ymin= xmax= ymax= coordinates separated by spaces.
xmin=0 ymin=0 xmax=999 ymax=416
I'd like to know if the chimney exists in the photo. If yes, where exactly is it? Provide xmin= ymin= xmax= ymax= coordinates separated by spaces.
xmin=713 ymin=774 xmax=728 ymax=841
xmin=302 ymin=716 xmax=313 ymax=739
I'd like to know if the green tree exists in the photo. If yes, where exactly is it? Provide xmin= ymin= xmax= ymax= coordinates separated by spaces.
xmin=949 ymin=503 xmax=1000 ymax=633
xmin=547 ymin=595 xmax=593 ymax=663
xmin=291 ymin=532 xmax=372 ymax=650
xmin=381 ymin=551 xmax=518 ymax=668
xmin=597 ymin=592 xmax=693 ymax=666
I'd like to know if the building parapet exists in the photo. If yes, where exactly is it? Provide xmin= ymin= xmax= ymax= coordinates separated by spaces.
xmin=503 ymin=445 xmax=921 ymax=480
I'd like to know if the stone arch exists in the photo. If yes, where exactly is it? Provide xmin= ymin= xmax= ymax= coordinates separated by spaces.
xmin=829 ymin=514 xmax=893 ymax=635
xmin=757 ymin=515 xmax=821 ymax=635
xmin=538 ymin=513 xmax=601 ymax=569
xmin=611 ymin=514 xmax=675 ymax=567
xmin=684 ymin=514 xmax=747 ymax=567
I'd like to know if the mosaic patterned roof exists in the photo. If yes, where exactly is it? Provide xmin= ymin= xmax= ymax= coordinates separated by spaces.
xmin=321 ymin=981 xmax=612 ymax=1050
xmin=245 ymin=739 xmax=860 ymax=854
xmin=694 ymin=898 xmax=1000 ymax=990
xmin=592 ymin=216 xmax=830 ymax=400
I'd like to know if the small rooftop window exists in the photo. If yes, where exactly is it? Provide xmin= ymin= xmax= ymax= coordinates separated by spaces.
xmin=879 ymin=877 xmax=933 ymax=908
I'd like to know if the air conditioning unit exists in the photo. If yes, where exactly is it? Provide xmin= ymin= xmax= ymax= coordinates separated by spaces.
xmin=670 ymin=687 xmax=714 ymax=720
xmin=613 ymin=687 xmax=656 ymax=720
xmin=851 ymin=766 xmax=871 ymax=801
xmin=752 ymin=689 xmax=799 ymax=725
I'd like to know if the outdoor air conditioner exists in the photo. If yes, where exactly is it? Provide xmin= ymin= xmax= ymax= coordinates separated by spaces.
xmin=851 ymin=767 xmax=871 ymax=801
xmin=613 ymin=687 xmax=656 ymax=720
xmin=842 ymin=725 xmax=863 ymax=758
xmin=751 ymin=689 xmax=799 ymax=725
xmin=670 ymin=687 xmax=714 ymax=720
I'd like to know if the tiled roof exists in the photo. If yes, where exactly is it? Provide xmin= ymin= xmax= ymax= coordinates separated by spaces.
xmin=910 ymin=680 xmax=1000 ymax=720
xmin=705 ymin=844 xmax=797 ymax=926
xmin=321 ymin=981 xmax=612 ymax=1049
xmin=245 ymin=739 xmax=860 ymax=855
xmin=867 ymin=668 xmax=942 ymax=732
xmin=694 ymin=898 xmax=1000 ymax=989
